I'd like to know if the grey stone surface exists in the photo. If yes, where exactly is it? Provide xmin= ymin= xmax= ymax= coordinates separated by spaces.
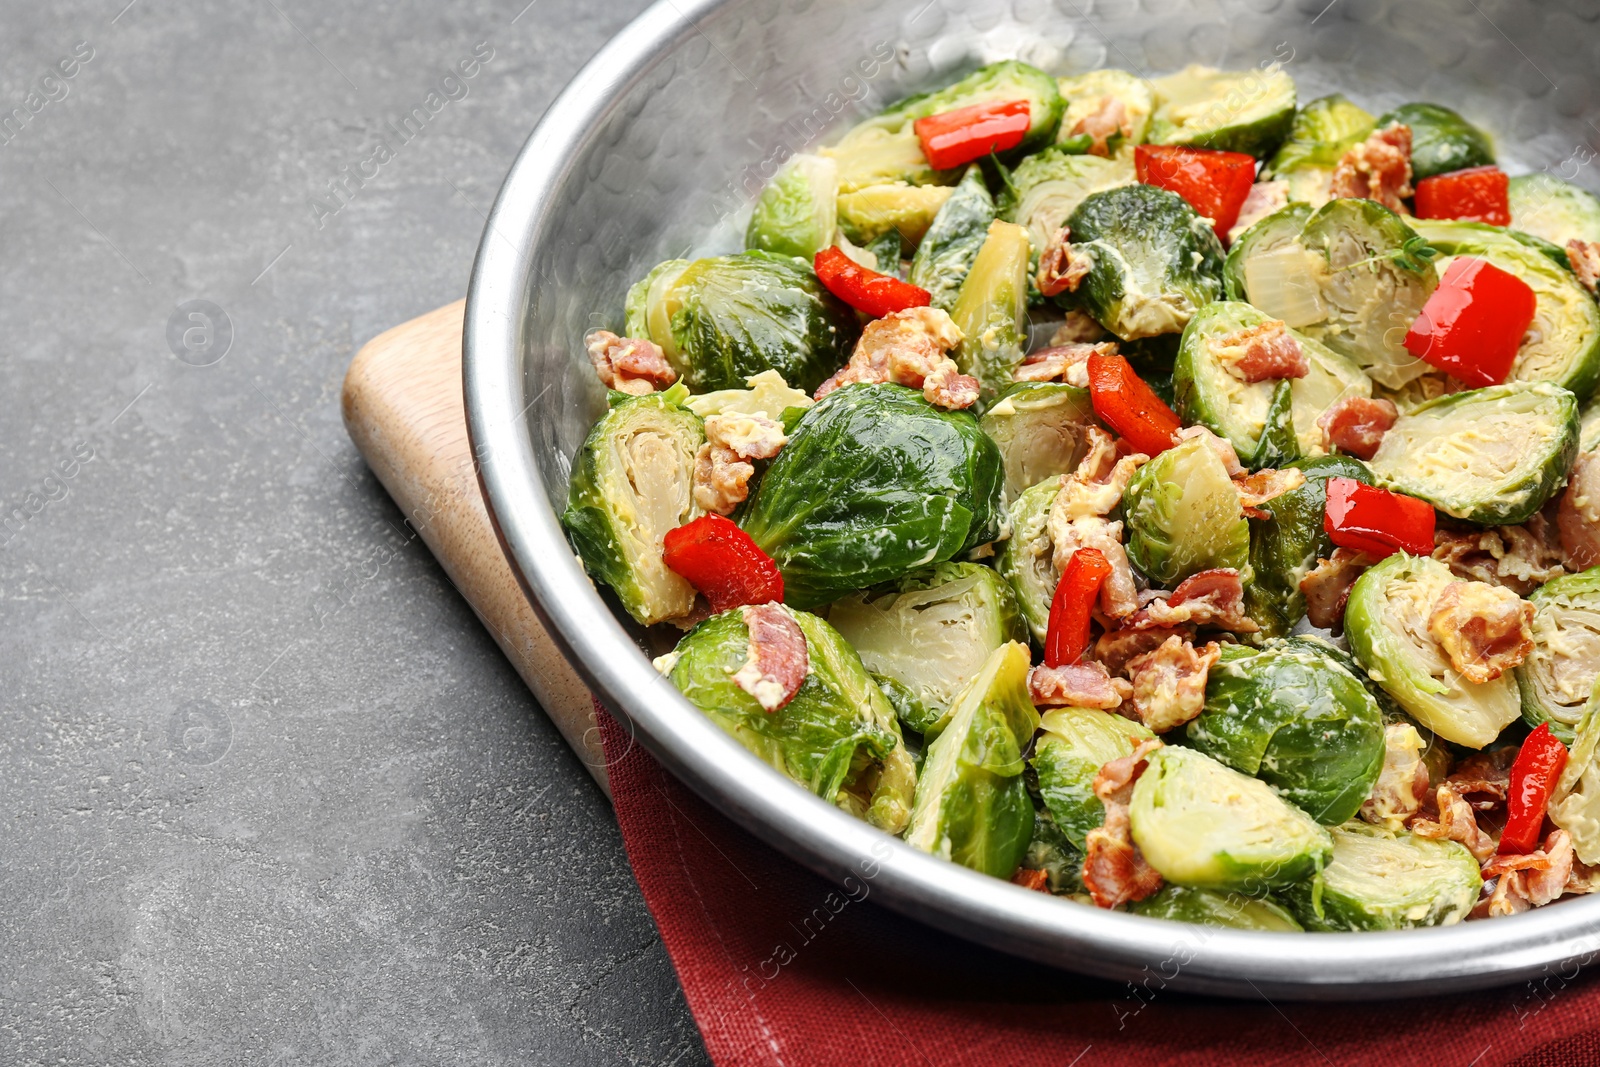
xmin=0 ymin=2 xmax=709 ymax=1063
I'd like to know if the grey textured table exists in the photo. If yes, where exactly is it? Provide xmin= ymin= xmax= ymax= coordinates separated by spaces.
xmin=0 ymin=2 xmax=710 ymax=1063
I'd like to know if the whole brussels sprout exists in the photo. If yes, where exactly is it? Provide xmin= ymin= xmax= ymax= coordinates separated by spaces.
xmin=1264 ymin=93 xmax=1376 ymax=181
xmin=1129 ymin=746 xmax=1332 ymax=892
xmin=979 ymin=381 xmax=1101 ymax=502
xmin=905 ymin=642 xmax=1041 ymax=878
xmin=1031 ymin=707 xmax=1154 ymax=849
xmin=909 ymin=166 xmax=998 ymax=312
xmin=745 ymin=154 xmax=838 ymax=260
xmin=1060 ymin=184 xmax=1225 ymax=341
xmin=1186 ymin=638 xmax=1386 ymax=825
xmin=740 ymin=383 xmax=1005 ymax=609
xmin=1130 ymin=885 xmax=1303 ymax=931
xmin=1509 ymin=172 xmax=1600 ymax=250
xmin=1122 ymin=432 xmax=1250 ymax=587
xmin=1549 ymin=679 xmax=1600 ymax=865
xmin=1146 ymin=64 xmax=1297 ymax=159
xmin=562 ymin=387 xmax=703 ymax=626
xmin=1245 ymin=455 xmax=1373 ymax=637
xmin=995 ymin=477 xmax=1061 ymax=643
xmin=1281 ymin=822 xmax=1481 ymax=931
xmin=1375 ymin=102 xmax=1494 ymax=181
xmin=827 ymin=562 xmax=1028 ymax=736
xmin=999 ymin=148 xmax=1135 ymax=273
xmin=1223 ymin=202 xmax=1313 ymax=305
xmin=837 ymin=182 xmax=953 ymax=248
xmin=666 ymin=606 xmax=917 ymax=833
xmin=1345 ymin=554 xmax=1522 ymax=748
xmin=624 ymin=251 xmax=856 ymax=394
xmin=950 ymin=220 xmax=1031 ymax=405
xmin=1517 ymin=568 xmax=1600 ymax=743
xmin=1056 ymin=69 xmax=1155 ymax=154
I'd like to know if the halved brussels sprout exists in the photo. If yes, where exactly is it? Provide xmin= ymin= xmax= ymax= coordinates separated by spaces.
xmin=1264 ymin=93 xmax=1376 ymax=181
xmin=1509 ymin=172 xmax=1600 ymax=250
xmin=1129 ymin=746 xmax=1332 ymax=891
xmin=1025 ymin=805 xmax=1086 ymax=895
xmin=1130 ymin=885 xmax=1303 ymax=931
xmin=1031 ymin=707 xmax=1154 ymax=849
xmin=994 ymin=477 xmax=1060 ymax=643
xmin=827 ymin=563 xmax=1028 ymax=735
xmin=1146 ymin=64 xmax=1297 ymax=159
xmin=872 ymin=672 xmax=931 ymax=744
xmin=1367 ymin=381 xmax=1579 ymax=525
xmin=822 ymin=60 xmax=1065 ymax=192
xmin=1245 ymin=455 xmax=1373 ymax=637
xmin=741 ymin=383 xmax=1004 ymax=609
xmin=979 ymin=381 xmax=1100 ymax=501
xmin=1282 ymin=821 xmax=1481 ymax=931
xmin=683 ymin=369 xmax=813 ymax=421
xmin=1057 ymin=69 xmax=1155 ymax=154
xmin=950 ymin=219 xmax=1031 ymax=405
xmin=1375 ymin=102 xmax=1494 ymax=181
xmin=905 ymin=642 xmax=1040 ymax=877
xmin=1345 ymin=554 xmax=1522 ymax=748
xmin=745 ymin=154 xmax=838 ymax=260
xmin=1549 ymin=679 xmax=1600 ymax=865
xmin=1000 ymin=148 xmax=1135 ymax=269
xmin=562 ymin=388 xmax=703 ymax=626
xmin=627 ymin=252 xmax=857 ymax=394
xmin=1517 ymin=568 xmax=1600 ymax=742
xmin=1060 ymin=184 xmax=1225 ymax=340
xmin=1187 ymin=638 xmax=1386 ymax=825
xmin=667 ymin=606 xmax=917 ymax=832
xmin=837 ymin=182 xmax=954 ymax=249
xmin=1173 ymin=300 xmax=1371 ymax=463
xmin=1123 ymin=432 xmax=1250 ymax=587
xmin=1223 ymin=201 xmax=1313 ymax=304
xmin=909 ymin=166 xmax=998 ymax=312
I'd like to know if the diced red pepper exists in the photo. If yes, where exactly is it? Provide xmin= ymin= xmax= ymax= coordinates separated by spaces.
xmin=1044 ymin=548 xmax=1112 ymax=667
xmin=913 ymin=99 xmax=1031 ymax=171
xmin=1134 ymin=143 xmax=1258 ymax=240
xmin=1085 ymin=351 xmax=1182 ymax=457
xmin=813 ymin=246 xmax=931 ymax=319
xmin=1500 ymin=724 xmax=1569 ymax=856
xmin=1403 ymin=256 xmax=1537 ymax=388
xmin=662 ymin=514 xmax=784 ymax=613
xmin=1414 ymin=165 xmax=1511 ymax=226
xmin=1323 ymin=477 xmax=1436 ymax=559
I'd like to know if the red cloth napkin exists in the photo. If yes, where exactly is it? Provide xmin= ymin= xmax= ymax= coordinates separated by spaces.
xmin=596 ymin=703 xmax=1600 ymax=1066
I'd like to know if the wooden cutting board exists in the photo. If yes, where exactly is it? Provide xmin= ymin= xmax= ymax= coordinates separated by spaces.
xmin=340 ymin=300 xmax=609 ymax=794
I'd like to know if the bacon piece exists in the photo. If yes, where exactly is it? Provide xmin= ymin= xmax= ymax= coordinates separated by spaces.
xmin=1427 ymin=580 xmax=1535 ymax=684
xmin=1569 ymin=240 xmax=1600 ymax=296
xmin=1444 ymin=748 xmax=1514 ymax=812
xmin=1049 ymin=428 xmax=1148 ymax=619
xmin=1234 ymin=467 xmax=1306 ymax=517
xmin=813 ymin=307 xmax=978 ymax=410
xmin=1329 ymin=123 xmax=1414 ymax=213
xmin=1299 ymin=547 xmax=1372 ymax=631
xmin=1125 ymin=636 xmax=1221 ymax=734
xmin=1559 ymin=451 xmax=1600 ymax=571
xmin=1476 ymin=831 xmax=1577 ymax=918
xmin=584 ymin=330 xmax=677 ymax=395
xmin=1125 ymin=569 xmax=1258 ymax=634
xmin=1028 ymin=660 xmax=1133 ymax=710
xmin=1038 ymin=227 xmax=1095 ymax=298
xmin=1359 ymin=722 xmax=1431 ymax=832
xmin=1014 ymin=342 xmax=1116 ymax=387
xmin=692 ymin=413 xmax=788 ymax=515
xmin=1317 ymin=396 xmax=1399 ymax=460
xmin=1212 ymin=319 xmax=1308 ymax=383
xmin=1072 ymin=95 xmax=1132 ymax=158
xmin=1050 ymin=311 xmax=1108 ymax=345
xmin=1433 ymin=519 xmax=1568 ymax=597
xmin=1412 ymin=784 xmax=1496 ymax=864
xmin=1010 ymin=868 xmax=1051 ymax=893
xmin=1091 ymin=624 xmax=1194 ymax=676
xmin=1175 ymin=425 xmax=1244 ymax=478
xmin=1083 ymin=739 xmax=1166 ymax=909
xmin=731 ymin=604 xmax=808 ymax=712
xmin=1227 ymin=180 xmax=1289 ymax=244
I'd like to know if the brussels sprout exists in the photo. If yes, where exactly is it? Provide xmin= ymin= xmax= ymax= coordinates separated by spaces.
xmin=1517 ymin=568 xmax=1600 ymax=742
xmin=628 ymin=252 xmax=857 ymax=394
xmin=1129 ymin=746 xmax=1332 ymax=891
xmin=999 ymin=149 xmax=1136 ymax=270
xmin=905 ymin=642 xmax=1040 ymax=877
xmin=1146 ymin=65 xmax=1296 ymax=159
xmin=667 ymin=606 xmax=917 ymax=832
xmin=909 ymin=166 xmax=998 ymax=313
xmin=994 ymin=477 xmax=1060 ymax=643
xmin=1173 ymin=300 xmax=1371 ymax=463
xmin=1281 ymin=822 xmax=1480 ymax=931
xmin=683 ymin=369 xmax=813 ymax=422
xmin=1264 ymin=93 xmax=1376 ymax=180
xmin=872 ymin=672 xmax=933 ymax=743
xmin=562 ymin=388 xmax=703 ymax=626
xmin=1032 ymin=707 xmax=1154 ymax=849
xmin=822 ymin=61 xmax=1065 ymax=192
xmin=1025 ymin=806 xmax=1087 ymax=895
xmin=837 ymin=182 xmax=954 ymax=249
xmin=1122 ymin=432 xmax=1251 ymax=587
xmin=1130 ymin=885 xmax=1303 ymax=931
xmin=740 ymin=383 xmax=1004 ymax=609
xmin=745 ymin=154 xmax=839 ymax=260
xmin=1367 ymin=381 xmax=1580 ymax=525
xmin=1060 ymin=184 xmax=1226 ymax=340
xmin=1223 ymin=202 xmax=1313 ymax=305
xmin=1056 ymin=69 xmax=1156 ymax=154
xmin=828 ymin=562 xmax=1028 ymax=735
xmin=979 ymin=381 xmax=1101 ymax=502
xmin=1549 ymin=679 xmax=1600 ymax=865
xmin=1186 ymin=638 xmax=1386 ymax=824
xmin=1245 ymin=455 xmax=1373 ymax=637
xmin=1345 ymin=554 xmax=1522 ymax=748
xmin=1509 ymin=172 xmax=1600 ymax=250
xmin=1374 ymin=102 xmax=1494 ymax=182
xmin=950 ymin=220 xmax=1031 ymax=404
xmin=1297 ymin=198 xmax=1439 ymax=390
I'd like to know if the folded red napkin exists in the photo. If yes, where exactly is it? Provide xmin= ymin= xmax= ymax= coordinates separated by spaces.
xmin=596 ymin=703 xmax=1600 ymax=1067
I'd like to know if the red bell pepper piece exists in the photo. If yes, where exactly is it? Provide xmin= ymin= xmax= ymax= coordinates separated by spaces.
xmin=1403 ymin=256 xmax=1537 ymax=388
xmin=913 ymin=99 xmax=1031 ymax=171
xmin=1134 ymin=144 xmax=1258 ymax=240
xmin=1413 ymin=165 xmax=1511 ymax=226
xmin=1323 ymin=477 xmax=1436 ymax=559
xmin=813 ymin=246 xmax=931 ymax=319
xmin=662 ymin=514 xmax=784 ymax=613
xmin=1085 ymin=351 xmax=1182 ymax=457
xmin=1500 ymin=724 xmax=1570 ymax=856
xmin=1044 ymin=548 xmax=1112 ymax=668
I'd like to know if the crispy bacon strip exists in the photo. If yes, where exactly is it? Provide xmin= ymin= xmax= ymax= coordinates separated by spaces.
xmin=692 ymin=413 xmax=788 ymax=515
xmin=1091 ymin=625 xmax=1193 ymax=676
xmin=1570 ymin=240 xmax=1600 ymax=296
xmin=1125 ymin=636 xmax=1221 ymax=734
xmin=1083 ymin=738 xmax=1165 ymax=909
xmin=1213 ymin=319 xmax=1308 ymax=383
xmin=1559 ymin=451 xmax=1600 ymax=571
xmin=1234 ymin=467 xmax=1306 ymax=517
xmin=1476 ymin=831 xmax=1577 ymax=918
xmin=1433 ymin=518 xmax=1568 ymax=597
xmin=1329 ymin=123 xmax=1414 ymax=213
xmin=585 ymin=330 xmax=678 ymax=395
xmin=1049 ymin=428 xmax=1148 ymax=619
xmin=1028 ymin=660 xmax=1133 ymax=710
xmin=1444 ymin=748 xmax=1514 ymax=812
xmin=1227 ymin=180 xmax=1289 ymax=243
xmin=1317 ymin=396 xmax=1398 ymax=461
xmin=1299 ymin=547 xmax=1372 ymax=631
xmin=1072 ymin=95 xmax=1131 ymax=158
xmin=1038 ymin=227 xmax=1094 ymax=298
xmin=1014 ymin=342 xmax=1116 ymax=386
xmin=1124 ymin=569 xmax=1258 ymax=634
xmin=731 ymin=604 xmax=808 ymax=712
xmin=1427 ymin=580 xmax=1535 ymax=684
xmin=813 ymin=307 xmax=978 ymax=409
xmin=1010 ymin=868 xmax=1051 ymax=893
xmin=1412 ymin=784 xmax=1496 ymax=864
